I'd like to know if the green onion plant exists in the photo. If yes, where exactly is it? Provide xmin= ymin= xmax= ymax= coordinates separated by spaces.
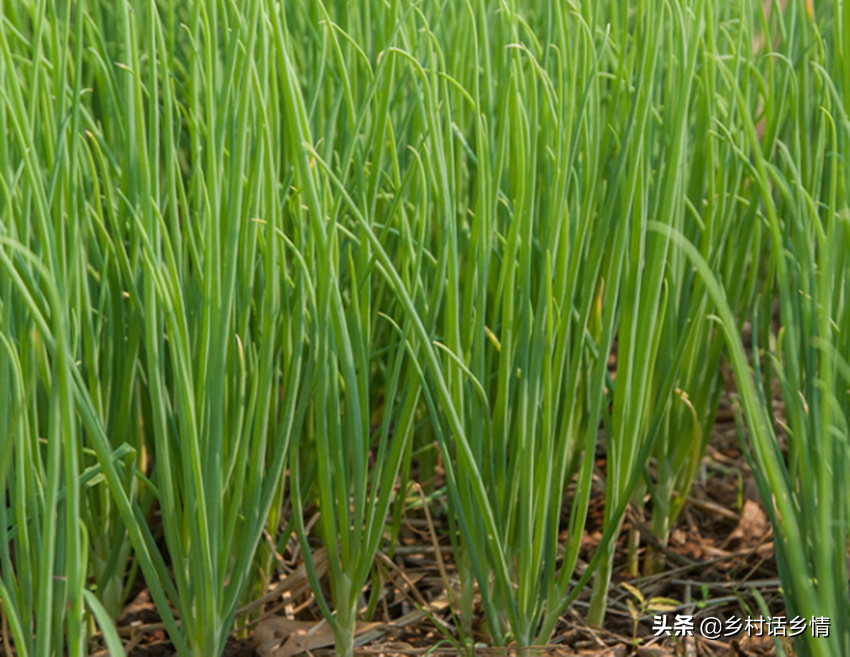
xmin=1 ymin=2 xmax=849 ymax=657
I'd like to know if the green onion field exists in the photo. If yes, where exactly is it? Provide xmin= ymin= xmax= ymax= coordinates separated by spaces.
xmin=1 ymin=0 xmax=849 ymax=655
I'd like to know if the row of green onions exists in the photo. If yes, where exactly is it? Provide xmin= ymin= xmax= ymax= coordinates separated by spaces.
xmin=1 ymin=1 xmax=848 ymax=656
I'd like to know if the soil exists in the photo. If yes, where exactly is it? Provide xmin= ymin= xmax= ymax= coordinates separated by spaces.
xmin=75 ymin=390 xmax=790 ymax=657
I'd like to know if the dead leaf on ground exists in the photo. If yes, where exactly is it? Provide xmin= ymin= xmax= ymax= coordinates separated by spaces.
xmin=635 ymin=646 xmax=676 ymax=657
xmin=120 ymin=589 xmax=158 ymax=624
xmin=253 ymin=596 xmax=453 ymax=657
xmin=721 ymin=500 xmax=769 ymax=551
xmin=579 ymin=646 xmax=627 ymax=657
xmin=253 ymin=617 xmax=384 ymax=657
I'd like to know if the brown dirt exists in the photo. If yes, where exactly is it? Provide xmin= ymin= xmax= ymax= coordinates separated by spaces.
xmin=76 ymin=392 xmax=788 ymax=657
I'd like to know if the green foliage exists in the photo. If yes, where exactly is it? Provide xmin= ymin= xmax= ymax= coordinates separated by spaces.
xmin=0 ymin=1 xmax=848 ymax=656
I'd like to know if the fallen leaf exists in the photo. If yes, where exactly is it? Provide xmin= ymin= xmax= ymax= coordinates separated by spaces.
xmin=253 ymin=618 xmax=383 ymax=657
xmin=253 ymin=596 xmax=452 ymax=657
xmin=238 ymin=548 xmax=328 ymax=618
xmin=722 ymin=499 xmax=768 ymax=550
xmin=636 ymin=647 xmax=675 ymax=657
xmin=583 ymin=646 xmax=627 ymax=657
xmin=120 ymin=589 xmax=158 ymax=624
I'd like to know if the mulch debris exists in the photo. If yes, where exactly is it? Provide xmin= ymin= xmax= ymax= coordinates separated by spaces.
xmin=77 ymin=395 xmax=792 ymax=657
